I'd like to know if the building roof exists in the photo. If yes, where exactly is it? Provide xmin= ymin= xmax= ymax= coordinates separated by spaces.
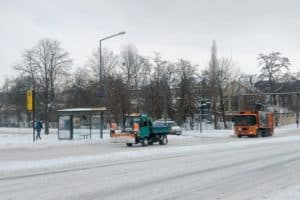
xmin=57 ymin=107 xmax=107 ymax=112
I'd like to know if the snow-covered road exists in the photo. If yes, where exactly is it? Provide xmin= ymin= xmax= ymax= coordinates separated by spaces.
xmin=0 ymin=126 xmax=300 ymax=199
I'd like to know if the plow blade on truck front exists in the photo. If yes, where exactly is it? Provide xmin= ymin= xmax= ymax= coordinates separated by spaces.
xmin=110 ymin=133 xmax=135 ymax=144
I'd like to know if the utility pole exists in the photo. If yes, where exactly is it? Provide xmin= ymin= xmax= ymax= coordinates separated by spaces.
xmin=98 ymin=31 xmax=126 ymax=139
xmin=200 ymin=105 xmax=203 ymax=134
xmin=199 ymin=99 xmax=203 ymax=134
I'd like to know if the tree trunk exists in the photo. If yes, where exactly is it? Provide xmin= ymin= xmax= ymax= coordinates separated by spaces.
xmin=212 ymin=96 xmax=218 ymax=129
xmin=45 ymin=119 xmax=49 ymax=135
xmin=219 ymin=85 xmax=228 ymax=129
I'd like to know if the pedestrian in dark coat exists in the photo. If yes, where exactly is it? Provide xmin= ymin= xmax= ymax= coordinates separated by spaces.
xmin=35 ymin=121 xmax=43 ymax=140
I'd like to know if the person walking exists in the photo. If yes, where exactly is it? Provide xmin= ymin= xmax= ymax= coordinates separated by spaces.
xmin=35 ymin=120 xmax=43 ymax=140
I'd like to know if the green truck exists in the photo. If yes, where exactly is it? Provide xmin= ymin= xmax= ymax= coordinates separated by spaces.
xmin=111 ymin=113 xmax=170 ymax=146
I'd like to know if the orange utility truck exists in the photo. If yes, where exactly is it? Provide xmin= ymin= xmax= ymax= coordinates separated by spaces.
xmin=233 ymin=110 xmax=275 ymax=137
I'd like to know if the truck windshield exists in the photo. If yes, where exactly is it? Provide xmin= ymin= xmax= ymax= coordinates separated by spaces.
xmin=233 ymin=115 xmax=256 ymax=126
xmin=124 ymin=117 xmax=140 ymax=128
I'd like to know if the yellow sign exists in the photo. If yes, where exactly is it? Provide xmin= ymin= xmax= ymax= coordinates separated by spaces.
xmin=27 ymin=90 xmax=33 ymax=111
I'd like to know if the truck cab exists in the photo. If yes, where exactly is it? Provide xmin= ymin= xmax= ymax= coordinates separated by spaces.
xmin=123 ymin=113 xmax=151 ymax=139
xmin=233 ymin=113 xmax=258 ymax=137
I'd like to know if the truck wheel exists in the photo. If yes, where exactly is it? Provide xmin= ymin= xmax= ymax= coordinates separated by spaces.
xmin=261 ymin=130 xmax=267 ymax=137
xmin=159 ymin=137 xmax=163 ymax=145
xmin=141 ymin=138 xmax=148 ymax=146
xmin=126 ymin=143 xmax=132 ymax=147
xmin=256 ymin=130 xmax=260 ymax=137
xmin=164 ymin=136 xmax=168 ymax=144
xmin=148 ymin=138 xmax=154 ymax=145
xmin=159 ymin=136 xmax=168 ymax=145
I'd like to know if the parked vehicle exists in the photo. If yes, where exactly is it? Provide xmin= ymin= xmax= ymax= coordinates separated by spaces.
xmin=110 ymin=113 xmax=170 ymax=146
xmin=233 ymin=110 xmax=275 ymax=137
xmin=155 ymin=120 xmax=182 ymax=135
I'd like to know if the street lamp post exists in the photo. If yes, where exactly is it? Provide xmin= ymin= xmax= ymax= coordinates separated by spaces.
xmin=98 ymin=31 xmax=126 ymax=139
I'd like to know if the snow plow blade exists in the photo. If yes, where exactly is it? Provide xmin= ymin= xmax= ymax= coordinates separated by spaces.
xmin=110 ymin=133 xmax=135 ymax=144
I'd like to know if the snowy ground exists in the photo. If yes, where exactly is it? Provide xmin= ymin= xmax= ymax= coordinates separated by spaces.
xmin=0 ymin=127 xmax=112 ymax=149
xmin=0 ymin=123 xmax=297 ymax=148
xmin=0 ymin=124 xmax=300 ymax=199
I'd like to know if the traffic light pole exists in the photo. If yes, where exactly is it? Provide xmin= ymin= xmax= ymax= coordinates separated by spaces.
xmin=32 ymin=90 xmax=35 ymax=142
xmin=199 ymin=99 xmax=203 ymax=134
xmin=200 ymin=107 xmax=203 ymax=134
xmin=27 ymin=89 xmax=36 ymax=142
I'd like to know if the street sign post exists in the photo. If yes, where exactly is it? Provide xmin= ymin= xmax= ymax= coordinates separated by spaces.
xmin=27 ymin=89 xmax=35 ymax=142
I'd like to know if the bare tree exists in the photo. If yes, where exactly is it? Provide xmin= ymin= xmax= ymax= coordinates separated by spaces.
xmin=15 ymin=39 xmax=72 ymax=134
xmin=217 ymin=58 xmax=239 ymax=128
xmin=36 ymin=39 xmax=72 ymax=134
xmin=202 ymin=41 xmax=240 ymax=129
xmin=86 ymin=48 xmax=119 ymax=81
xmin=14 ymin=49 xmax=37 ymax=90
xmin=257 ymin=52 xmax=290 ymax=105
xmin=106 ymin=75 xmax=130 ymax=123
xmin=176 ymin=59 xmax=197 ymax=128
xmin=65 ymin=67 xmax=97 ymax=107
xmin=152 ymin=53 xmax=169 ymax=118
xmin=140 ymin=53 xmax=178 ymax=120
xmin=120 ymin=44 xmax=144 ymax=112
xmin=205 ymin=40 xmax=219 ymax=129
xmin=121 ymin=44 xmax=138 ymax=86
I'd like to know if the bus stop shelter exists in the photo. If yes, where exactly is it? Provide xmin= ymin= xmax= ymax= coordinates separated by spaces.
xmin=57 ymin=107 xmax=107 ymax=140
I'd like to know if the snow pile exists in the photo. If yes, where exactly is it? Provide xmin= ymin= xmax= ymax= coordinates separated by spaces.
xmin=275 ymin=123 xmax=299 ymax=134
xmin=0 ymin=128 xmax=111 ymax=149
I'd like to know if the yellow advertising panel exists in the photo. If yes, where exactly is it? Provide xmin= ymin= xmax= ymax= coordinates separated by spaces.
xmin=27 ymin=90 xmax=33 ymax=111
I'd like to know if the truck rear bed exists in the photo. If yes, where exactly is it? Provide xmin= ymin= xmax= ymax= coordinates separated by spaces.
xmin=151 ymin=124 xmax=170 ymax=134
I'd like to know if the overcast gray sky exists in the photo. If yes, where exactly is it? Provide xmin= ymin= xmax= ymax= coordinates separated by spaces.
xmin=1 ymin=0 xmax=300 ymax=83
